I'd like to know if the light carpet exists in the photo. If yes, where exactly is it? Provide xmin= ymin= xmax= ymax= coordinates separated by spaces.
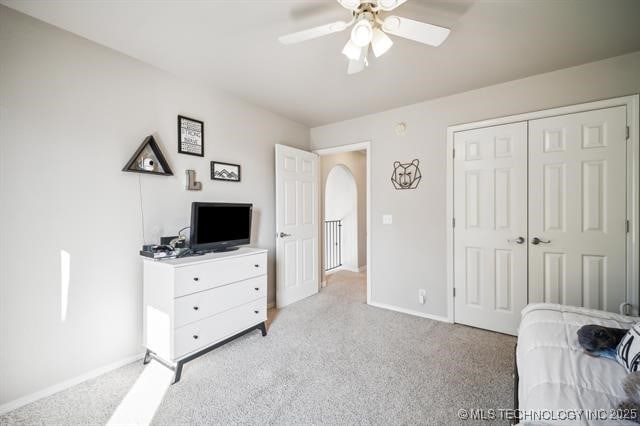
xmin=1 ymin=271 xmax=516 ymax=425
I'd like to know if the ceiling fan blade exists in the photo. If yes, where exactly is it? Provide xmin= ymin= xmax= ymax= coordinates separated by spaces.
xmin=278 ymin=21 xmax=351 ymax=45
xmin=289 ymin=3 xmax=341 ymax=21
xmin=336 ymin=0 xmax=361 ymax=11
xmin=382 ymin=15 xmax=450 ymax=46
xmin=376 ymin=0 xmax=410 ymax=12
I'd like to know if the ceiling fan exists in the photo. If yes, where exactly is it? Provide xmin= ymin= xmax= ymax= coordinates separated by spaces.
xmin=278 ymin=0 xmax=451 ymax=75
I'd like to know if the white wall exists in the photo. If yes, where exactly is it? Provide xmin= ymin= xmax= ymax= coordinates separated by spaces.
xmin=320 ymin=151 xmax=367 ymax=272
xmin=310 ymin=51 xmax=640 ymax=320
xmin=325 ymin=165 xmax=358 ymax=271
xmin=0 ymin=6 xmax=309 ymax=407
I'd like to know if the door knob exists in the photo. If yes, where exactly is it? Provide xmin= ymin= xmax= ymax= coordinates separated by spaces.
xmin=509 ymin=236 xmax=525 ymax=244
xmin=279 ymin=232 xmax=291 ymax=238
xmin=531 ymin=237 xmax=551 ymax=245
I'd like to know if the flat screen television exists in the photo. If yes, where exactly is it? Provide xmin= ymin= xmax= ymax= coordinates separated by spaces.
xmin=190 ymin=202 xmax=252 ymax=252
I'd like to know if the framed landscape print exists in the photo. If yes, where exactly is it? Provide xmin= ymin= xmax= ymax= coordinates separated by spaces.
xmin=211 ymin=161 xmax=241 ymax=182
xmin=178 ymin=115 xmax=204 ymax=156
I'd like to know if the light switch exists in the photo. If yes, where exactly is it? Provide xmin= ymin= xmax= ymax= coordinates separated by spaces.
xmin=383 ymin=214 xmax=393 ymax=225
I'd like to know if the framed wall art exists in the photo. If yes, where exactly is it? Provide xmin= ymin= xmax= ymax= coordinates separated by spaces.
xmin=122 ymin=135 xmax=173 ymax=176
xmin=391 ymin=159 xmax=422 ymax=190
xmin=178 ymin=115 xmax=204 ymax=156
xmin=211 ymin=161 xmax=241 ymax=182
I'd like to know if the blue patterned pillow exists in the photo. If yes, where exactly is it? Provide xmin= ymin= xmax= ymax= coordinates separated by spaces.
xmin=617 ymin=323 xmax=640 ymax=372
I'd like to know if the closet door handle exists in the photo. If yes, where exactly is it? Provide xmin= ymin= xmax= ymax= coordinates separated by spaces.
xmin=531 ymin=237 xmax=551 ymax=245
xmin=509 ymin=236 xmax=525 ymax=244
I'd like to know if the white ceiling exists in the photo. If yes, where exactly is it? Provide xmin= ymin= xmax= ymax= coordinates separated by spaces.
xmin=3 ymin=0 xmax=640 ymax=127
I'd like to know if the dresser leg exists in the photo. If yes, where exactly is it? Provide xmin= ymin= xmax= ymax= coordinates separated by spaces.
xmin=143 ymin=349 xmax=151 ymax=365
xmin=259 ymin=321 xmax=267 ymax=337
xmin=173 ymin=361 xmax=184 ymax=384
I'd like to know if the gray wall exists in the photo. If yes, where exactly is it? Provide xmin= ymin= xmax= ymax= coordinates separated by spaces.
xmin=311 ymin=51 xmax=640 ymax=319
xmin=0 ymin=6 xmax=308 ymax=406
xmin=320 ymin=151 xmax=367 ymax=273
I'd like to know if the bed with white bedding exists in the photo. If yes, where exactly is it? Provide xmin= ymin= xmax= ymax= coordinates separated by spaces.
xmin=516 ymin=303 xmax=638 ymax=425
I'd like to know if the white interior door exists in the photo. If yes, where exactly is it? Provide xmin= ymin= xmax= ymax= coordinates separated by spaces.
xmin=454 ymin=122 xmax=528 ymax=335
xmin=275 ymin=144 xmax=319 ymax=308
xmin=528 ymin=106 xmax=628 ymax=312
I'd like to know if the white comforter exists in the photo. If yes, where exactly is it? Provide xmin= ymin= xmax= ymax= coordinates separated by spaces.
xmin=517 ymin=303 xmax=638 ymax=425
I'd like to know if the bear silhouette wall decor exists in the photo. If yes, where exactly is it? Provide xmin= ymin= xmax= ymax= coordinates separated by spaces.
xmin=391 ymin=159 xmax=422 ymax=190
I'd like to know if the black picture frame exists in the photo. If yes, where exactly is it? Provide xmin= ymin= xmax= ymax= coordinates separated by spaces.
xmin=178 ymin=115 xmax=204 ymax=157
xmin=211 ymin=161 xmax=241 ymax=182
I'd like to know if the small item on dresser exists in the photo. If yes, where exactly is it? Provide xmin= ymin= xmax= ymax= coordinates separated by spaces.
xmin=139 ymin=244 xmax=176 ymax=259
xmin=577 ymin=324 xmax=627 ymax=360
xmin=617 ymin=372 xmax=640 ymax=423
xmin=160 ymin=235 xmax=187 ymax=249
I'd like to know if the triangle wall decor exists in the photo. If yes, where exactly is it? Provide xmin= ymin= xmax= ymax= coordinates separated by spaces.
xmin=122 ymin=135 xmax=173 ymax=176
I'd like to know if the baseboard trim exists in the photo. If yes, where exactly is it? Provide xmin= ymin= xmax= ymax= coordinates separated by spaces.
xmin=321 ymin=280 xmax=327 ymax=288
xmin=358 ymin=265 xmax=367 ymax=273
xmin=368 ymin=301 xmax=452 ymax=323
xmin=0 ymin=352 xmax=144 ymax=415
xmin=324 ymin=267 xmax=343 ymax=275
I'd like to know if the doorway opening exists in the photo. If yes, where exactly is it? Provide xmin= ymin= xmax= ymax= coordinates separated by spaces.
xmin=324 ymin=164 xmax=357 ymax=272
xmin=315 ymin=142 xmax=371 ymax=304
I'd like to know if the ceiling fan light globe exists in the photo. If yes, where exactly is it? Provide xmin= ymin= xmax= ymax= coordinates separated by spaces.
xmin=340 ymin=0 xmax=360 ymax=9
xmin=350 ymin=20 xmax=373 ymax=47
xmin=347 ymin=46 xmax=368 ymax=75
xmin=371 ymin=28 xmax=393 ymax=57
xmin=378 ymin=0 xmax=397 ymax=9
xmin=342 ymin=40 xmax=363 ymax=61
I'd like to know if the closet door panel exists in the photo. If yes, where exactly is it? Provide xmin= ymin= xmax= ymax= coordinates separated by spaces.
xmin=528 ymin=106 xmax=627 ymax=313
xmin=453 ymin=122 xmax=528 ymax=335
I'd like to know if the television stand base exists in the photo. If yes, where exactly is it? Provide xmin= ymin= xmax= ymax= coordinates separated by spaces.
xmin=210 ymin=246 xmax=240 ymax=253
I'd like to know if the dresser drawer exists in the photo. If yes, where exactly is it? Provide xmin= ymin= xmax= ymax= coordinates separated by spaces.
xmin=174 ymin=275 xmax=266 ymax=328
xmin=174 ymin=297 xmax=267 ymax=359
xmin=174 ymin=252 xmax=267 ymax=297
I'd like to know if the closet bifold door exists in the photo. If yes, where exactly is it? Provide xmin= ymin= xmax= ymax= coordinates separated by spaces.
xmin=528 ymin=106 xmax=628 ymax=313
xmin=453 ymin=122 xmax=528 ymax=336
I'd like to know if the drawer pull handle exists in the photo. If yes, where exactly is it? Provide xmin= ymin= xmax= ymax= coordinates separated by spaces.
xmin=193 ymin=306 xmax=199 ymax=311
xmin=254 ymin=287 xmax=259 ymax=291
xmin=193 ymin=335 xmax=199 ymax=340
xmin=193 ymin=277 xmax=199 ymax=282
xmin=254 ymin=310 xmax=259 ymax=314
xmin=254 ymin=264 xmax=260 ymax=268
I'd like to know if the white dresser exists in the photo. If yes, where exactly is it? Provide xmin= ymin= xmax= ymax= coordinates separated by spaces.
xmin=142 ymin=247 xmax=268 ymax=382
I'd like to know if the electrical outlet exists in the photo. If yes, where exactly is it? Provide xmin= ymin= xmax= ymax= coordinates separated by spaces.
xmin=383 ymin=214 xmax=393 ymax=225
xmin=418 ymin=289 xmax=426 ymax=304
